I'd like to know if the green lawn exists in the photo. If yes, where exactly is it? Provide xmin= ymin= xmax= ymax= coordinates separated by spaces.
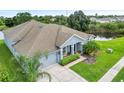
xmin=0 ymin=40 xmax=25 ymax=81
xmin=112 ymin=67 xmax=124 ymax=82
xmin=70 ymin=37 xmax=124 ymax=82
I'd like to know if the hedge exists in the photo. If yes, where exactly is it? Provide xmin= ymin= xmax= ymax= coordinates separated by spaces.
xmin=60 ymin=54 xmax=80 ymax=66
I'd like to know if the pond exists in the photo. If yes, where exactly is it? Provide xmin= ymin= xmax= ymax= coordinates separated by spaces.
xmin=0 ymin=31 xmax=4 ymax=40
xmin=94 ymin=36 xmax=113 ymax=41
xmin=90 ymin=31 xmax=124 ymax=38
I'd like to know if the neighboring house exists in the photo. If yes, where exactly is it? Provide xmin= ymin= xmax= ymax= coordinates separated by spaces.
xmin=3 ymin=20 xmax=94 ymax=67
xmin=90 ymin=17 xmax=116 ymax=23
xmin=90 ymin=16 xmax=124 ymax=23
xmin=116 ymin=16 xmax=124 ymax=22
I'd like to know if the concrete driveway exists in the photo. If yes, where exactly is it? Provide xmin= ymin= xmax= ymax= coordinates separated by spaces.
xmin=37 ymin=63 xmax=87 ymax=82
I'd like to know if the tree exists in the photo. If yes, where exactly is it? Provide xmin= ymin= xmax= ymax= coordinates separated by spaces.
xmin=99 ymin=23 xmax=118 ymax=31
xmin=33 ymin=15 xmax=41 ymax=21
xmin=42 ymin=15 xmax=53 ymax=23
xmin=54 ymin=15 xmax=68 ymax=25
xmin=16 ymin=54 xmax=51 ymax=82
xmin=67 ymin=10 xmax=90 ymax=32
xmin=89 ymin=24 xmax=97 ymax=32
xmin=0 ymin=19 xmax=4 ymax=26
xmin=0 ymin=16 xmax=5 ymax=23
xmin=0 ymin=19 xmax=7 ymax=31
xmin=12 ymin=16 xmax=18 ymax=26
xmin=5 ymin=18 xmax=14 ymax=27
xmin=15 ymin=12 xmax=32 ymax=25
xmin=0 ymin=70 xmax=10 ymax=82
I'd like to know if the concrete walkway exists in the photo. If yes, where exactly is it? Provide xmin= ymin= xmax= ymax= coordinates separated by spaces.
xmin=64 ymin=56 xmax=86 ymax=68
xmin=99 ymin=57 xmax=124 ymax=82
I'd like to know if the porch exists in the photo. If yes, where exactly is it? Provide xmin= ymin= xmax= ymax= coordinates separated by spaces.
xmin=60 ymin=42 xmax=83 ymax=60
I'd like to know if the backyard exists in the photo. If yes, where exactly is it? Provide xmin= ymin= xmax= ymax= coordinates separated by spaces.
xmin=70 ymin=37 xmax=124 ymax=82
xmin=0 ymin=40 xmax=25 ymax=81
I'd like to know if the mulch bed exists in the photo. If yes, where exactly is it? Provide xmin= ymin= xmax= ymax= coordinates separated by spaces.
xmin=82 ymin=54 xmax=96 ymax=64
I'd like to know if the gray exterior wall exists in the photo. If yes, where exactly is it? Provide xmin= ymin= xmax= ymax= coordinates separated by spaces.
xmin=4 ymin=35 xmax=19 ymax=57
xmin=60 ymin=35 xmax=87 ymax=49
xmin=39 ymin=51 xmax=60 ymax=67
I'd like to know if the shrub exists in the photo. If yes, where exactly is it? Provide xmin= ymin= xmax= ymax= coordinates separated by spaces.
xmin=16 ymin=55 xmax=51 ymax=82
xmin=0 ymin=25 xmax=7 ymax=31
xmin=60 ymin=54 xmax=80 ymax=66
xmin=99 ymin=22 xmax=118 ymax=31
xmin=0 ymin=70 xmax=10 ymax=82
xmin=83 ymin=41 xmax=100 ymax=56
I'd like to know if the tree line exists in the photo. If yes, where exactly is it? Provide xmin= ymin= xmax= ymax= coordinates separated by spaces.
xmin=88 ymin=21 xmax=124 ymax=37
xmin=0 ymin=10 xmax=90 ymax=32
xmin=1 ymin=10 xmax=124 ymax=38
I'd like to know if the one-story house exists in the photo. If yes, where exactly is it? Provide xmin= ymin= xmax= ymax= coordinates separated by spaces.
xmin=3 ymin=20 xmax=94 ymax=67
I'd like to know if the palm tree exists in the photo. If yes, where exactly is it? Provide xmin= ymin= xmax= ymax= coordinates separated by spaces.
xmin=16 ymin=53 xmax=51 ymax=82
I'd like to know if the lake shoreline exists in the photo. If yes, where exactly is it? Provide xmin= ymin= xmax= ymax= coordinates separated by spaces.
xmin=88 ymin=31 xmax=124 ymax=38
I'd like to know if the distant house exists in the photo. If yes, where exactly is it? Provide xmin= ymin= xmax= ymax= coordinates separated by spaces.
xmin=90 ymin=16 xmax=124 ymax=23
xmin=116 ymin=16 xmax=124 ymax=22
xmin=3 ymin=20 xmax=94 ymax=67
xmin=90 ymin=17 xmax=116 ymax=23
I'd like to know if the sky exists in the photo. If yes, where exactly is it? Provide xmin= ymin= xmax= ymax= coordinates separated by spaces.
xmin=0 ymin=0 xmax=124 ymax=10
xmin=0 ymin=0 xmax=124 ymax=17
xmin=1 ymin=10 xmax=124 ymax=17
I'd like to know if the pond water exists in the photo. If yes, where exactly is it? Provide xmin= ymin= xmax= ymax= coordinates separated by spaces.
xmin=0 ymin=31 xmax=4 ymax=40
xmin=94 ymin=36 xmax=113 ymax=41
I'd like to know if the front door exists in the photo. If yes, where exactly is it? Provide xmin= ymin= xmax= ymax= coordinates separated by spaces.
xmin=74 ymin=42 xmax=82 ymax=54
xmin=67 ymin=45 xmax=71 ymax=55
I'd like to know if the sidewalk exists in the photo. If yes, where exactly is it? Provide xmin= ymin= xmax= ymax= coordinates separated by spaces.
xmin=99 ymin=57 xmax=124 ymax=82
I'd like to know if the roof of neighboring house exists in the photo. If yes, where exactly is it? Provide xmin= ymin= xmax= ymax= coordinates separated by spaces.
xmin=4 ymin=20 xmax=93 ymax=57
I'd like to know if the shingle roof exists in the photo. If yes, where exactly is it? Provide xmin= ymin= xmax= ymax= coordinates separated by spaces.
xmin=4 ymin=20 xmax=92 ymax=57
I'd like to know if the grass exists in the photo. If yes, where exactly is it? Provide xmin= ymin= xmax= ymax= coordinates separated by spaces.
xmin=60 ymin=54 xmax=80 ymax=66
xmin=0 ymin=40 xmax=25 ymax=81
xmin=70 ymin=37 xmax=124 ymax=82
xmin=112 ymin=67 xmax=124 ymax=82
